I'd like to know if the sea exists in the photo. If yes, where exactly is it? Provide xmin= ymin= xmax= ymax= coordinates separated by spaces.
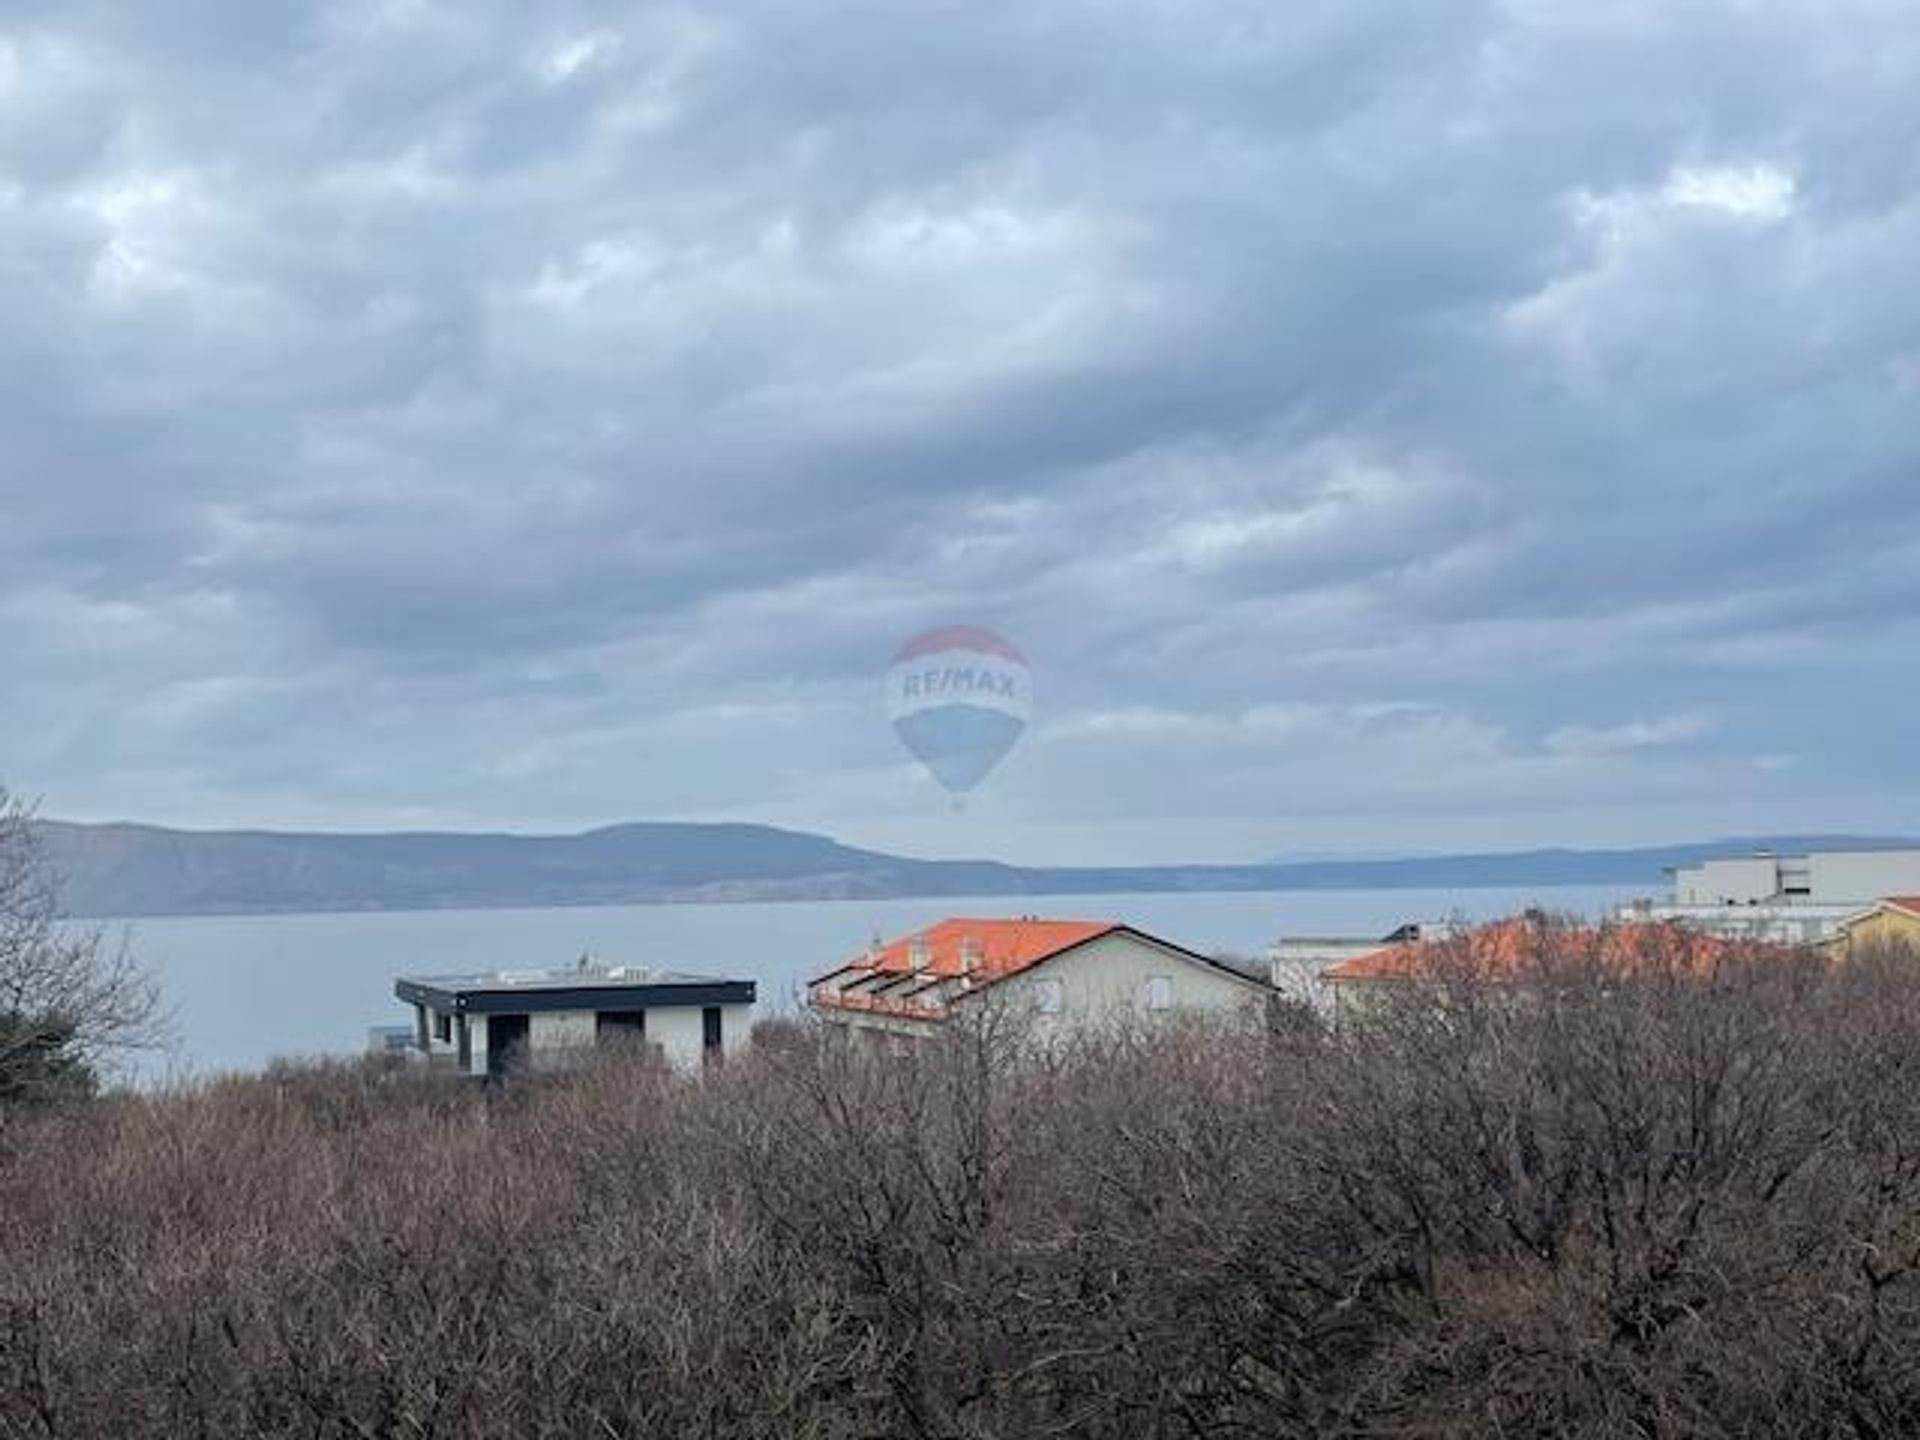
xmin=113 ymin=884 xmax=1639 ymax=1084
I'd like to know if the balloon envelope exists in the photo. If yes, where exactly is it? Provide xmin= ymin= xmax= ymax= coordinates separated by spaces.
xmin=886 ymin=626 xmax=1030 ymax=796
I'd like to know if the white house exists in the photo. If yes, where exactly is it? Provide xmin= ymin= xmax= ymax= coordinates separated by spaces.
xmin=807 ymin=917 xmax=1273 ymax=1039
xmin=394 ymin=963 xmax=755 ymax=1077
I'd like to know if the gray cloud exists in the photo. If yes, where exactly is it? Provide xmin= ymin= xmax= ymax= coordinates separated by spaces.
xmin=0 ymin=0 xmax=1916 ymax=860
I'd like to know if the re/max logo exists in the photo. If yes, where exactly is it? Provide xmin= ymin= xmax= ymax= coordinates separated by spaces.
xmin=898 ymin=667 xmax=1021 ymax=700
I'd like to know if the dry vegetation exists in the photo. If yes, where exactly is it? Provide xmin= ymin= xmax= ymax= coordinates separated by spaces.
xmin=0 ymin=790 xmax=165 ymax=1108
xmin=6 ymin=919 xmax=1920 ymax=1438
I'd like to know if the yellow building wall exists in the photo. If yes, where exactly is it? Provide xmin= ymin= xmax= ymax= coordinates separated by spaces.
xmin=1832 ymin=907 xmax=1920 ymax=959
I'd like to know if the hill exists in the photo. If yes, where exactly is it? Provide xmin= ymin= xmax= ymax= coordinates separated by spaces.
xmin=33 ymin=820 xmax=1920 ymax=918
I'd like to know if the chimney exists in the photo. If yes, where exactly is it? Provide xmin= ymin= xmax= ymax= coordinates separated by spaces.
xmin=909 ymin=934 xmax=931 ymax=971
xmin=959 ymin=935 xmax=981 ymax=975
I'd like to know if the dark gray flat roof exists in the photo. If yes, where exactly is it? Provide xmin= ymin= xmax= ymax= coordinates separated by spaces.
xmin=396 ymin=964 xmax=754 ymax=1014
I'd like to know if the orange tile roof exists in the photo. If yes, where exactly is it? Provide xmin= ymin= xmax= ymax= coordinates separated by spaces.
xmin=810 ymin=918 xmax=1117 ymax=1018
xmin=1876 ymin=896 xmax=1920 ymax=918
xmin=1320 ymin=916 xmax=1736 ymax=985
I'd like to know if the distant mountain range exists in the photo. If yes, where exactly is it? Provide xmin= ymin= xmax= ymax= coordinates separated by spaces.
xmin=32 ymin=820 xmax=1920 ymax=919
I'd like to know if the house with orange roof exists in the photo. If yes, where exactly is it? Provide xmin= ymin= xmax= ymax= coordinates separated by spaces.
xmin=808 ymin=917 xmax=1273 ymax=1038
xmin=1318 ymin=915 xmax=1738 ymax=1017
xmin=1823 ymin=896 xmax=1920 ymax=960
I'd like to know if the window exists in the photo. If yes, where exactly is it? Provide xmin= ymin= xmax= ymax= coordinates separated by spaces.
xmin=597 ymin=1009 xmax=646 ymax=1039
xmin=1033 ymin=978 xmax=1063 ymax=1015
xmin=597 ymin=1010 xmax=647 ymax=1053
xmin=702 ymin=1006 xmax=724 ymax=1066
xmin=1143 ymin=975 xmax=1172 ymax=1012
xmin=432 ymin=1010 xmax=451 ymax=1044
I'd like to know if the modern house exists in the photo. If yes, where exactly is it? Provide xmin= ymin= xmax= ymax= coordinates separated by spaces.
xmin=1618 ymin=847 xmax=1920 ymax=943
xmin=1824 ymin=896 xmax=1920 ymax=960
xmin=807 ymin=917 xmax=1272 ymax=1039
xmin=1318 ymin=916 xmax=1734 ymax=1018
xmin=394 ymin=962 xmax=755 ymax=1077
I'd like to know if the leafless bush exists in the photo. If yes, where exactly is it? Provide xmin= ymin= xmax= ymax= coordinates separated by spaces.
xmin=0 ymin=789 xmax=168 ymax=1110
xmin=1315 ymin=917 xmax=1920 ymax=1435
xmin=5 ymin=919 xmax=1920 ymax=1437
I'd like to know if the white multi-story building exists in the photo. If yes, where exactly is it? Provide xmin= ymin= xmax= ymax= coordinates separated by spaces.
xmin=1618 ymin=847 xmax=1920 ymax=944
xmin=1667 ymin=849 xmax=1920 ymax=905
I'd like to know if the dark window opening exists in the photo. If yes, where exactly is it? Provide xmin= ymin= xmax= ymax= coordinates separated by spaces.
xmin=432 ymin=1010 xmax=452 ymax=1044
xmin=702 ymin=1006 xmax=723 ymax=1065
xmin=597 ymin=1010 xmax=647 ymax=1049
xmin=487 ymin=1013 xmax=530 ymax=1079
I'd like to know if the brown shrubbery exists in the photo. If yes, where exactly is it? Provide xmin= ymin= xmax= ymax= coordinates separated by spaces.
xmin=5 ymin=918 xmax=1920 ymax=1437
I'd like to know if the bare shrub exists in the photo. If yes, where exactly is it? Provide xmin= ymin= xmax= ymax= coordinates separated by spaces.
xmin=6 ymin=920 xmax=1920 ymax=1437
xmin=0 ymin=789 xmax=168 ymax=1110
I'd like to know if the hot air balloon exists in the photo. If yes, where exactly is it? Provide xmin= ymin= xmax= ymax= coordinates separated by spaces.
xmin=886 ymin=625 xmax=1031 ymax=800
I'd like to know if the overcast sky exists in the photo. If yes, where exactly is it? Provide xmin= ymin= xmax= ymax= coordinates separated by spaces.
xmin=2 ymin=0 xmax=1917 ymax=864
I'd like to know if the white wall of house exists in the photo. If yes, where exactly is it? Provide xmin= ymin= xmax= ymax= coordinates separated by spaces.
xmin=649 ymin=1007 xmax=704 ymax=1069
xmin=819 ymin=931 xmax=1268 ymax=1040
xmin=528 ymin=1009 xmax=595 ymax=1070
xmin=418 ymin=1004 xmax=466 ymax=1066
xmin=995 ymin=930 xmax=1268 ymax=1036
xmin=645 ymin=1003 xmax=753 ymax=1069
xmin=1268 ymin=938 xmax=1391 ymax=1002
xmin=414 ymin=998 xmax=755 ymax=1075
xmin=722 ymin=1004 xmax=753 ymax=1058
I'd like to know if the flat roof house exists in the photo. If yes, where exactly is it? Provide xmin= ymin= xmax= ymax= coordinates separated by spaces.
xmin=808 ymin=917 xmax=1272 ymax=1039
xmin=395 ymin=962 xmax=755 ymax=1078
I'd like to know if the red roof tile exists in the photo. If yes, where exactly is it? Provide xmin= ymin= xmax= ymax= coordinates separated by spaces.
xmin=1320 ymin=916 xmax=1736 ymax=985
xmin=810 ymin=917 xmax=1116 ymax=1017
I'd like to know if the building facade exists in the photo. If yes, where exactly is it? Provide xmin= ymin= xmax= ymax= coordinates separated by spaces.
xmin=1620 ymin=847 xmax=1920 ymax=944
xmin=394 ymin=964 xmax=755 ymax=1077
xmin=1668 ymin=849 xmax=1920 ymax=906
xmin=809 ymin=918 xmax=1272 ymax=1040
xmin=1824 ymin=897 xmax=1920 ymax=960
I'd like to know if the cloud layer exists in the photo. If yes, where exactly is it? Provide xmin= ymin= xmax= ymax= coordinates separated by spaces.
xmin=2 ymin=0 xmax=1917 ymax=861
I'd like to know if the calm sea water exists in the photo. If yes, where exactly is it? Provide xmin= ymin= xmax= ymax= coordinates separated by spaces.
xmin=114 ymin=885 xmax=1639 ymax=1083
